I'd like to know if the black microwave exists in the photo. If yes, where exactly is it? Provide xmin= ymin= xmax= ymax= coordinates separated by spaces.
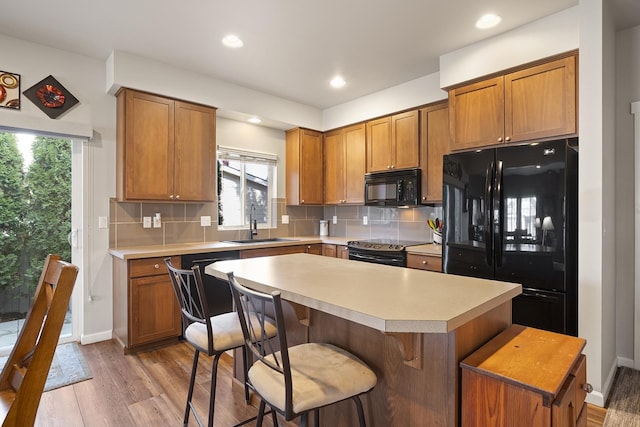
xmin=364 ymin=168 xmax=421 ymax=207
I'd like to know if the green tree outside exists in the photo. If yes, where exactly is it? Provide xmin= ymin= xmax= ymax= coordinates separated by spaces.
xmin=0 ymin=133 xmax=27 ymax=299
xmin=0 ymin=132 xmax=71 ymax=325
xmin=23 ymin=136 xmax=72 ymax=293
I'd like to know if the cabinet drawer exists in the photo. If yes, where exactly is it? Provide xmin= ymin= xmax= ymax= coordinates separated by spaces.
xmin=571 ymin=354 xmax=588 ymax=412
xmin=129 ymin=256 xmax=180 ymax=278
xmin=407 ymin=253 xmax=442 ymax=272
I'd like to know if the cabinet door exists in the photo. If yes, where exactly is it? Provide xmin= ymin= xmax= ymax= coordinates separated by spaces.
xmin=449 ymin=76 xmax=504 ymax=151
xmin=130 ymin=274 xmax=181 ymax=346
xmin=305 ymin=244 xmax=323 ymax=255
xmin=366 ymin=116 xmax=392 ymax=172
xmin=552 ymin=375 xmax=577 ymax=427
xmin=322 ymin=244 xmax=337 ymax=257
xmin=323 ymin=130 xmax=345 ymax=204
xmin=174 ymin=101 xmax=216 ymax=202
xmin=391 ymin=110 xmax=419 ymax=170
xmin=300 ymin=130 xmax=324 ymax=204
xmin=420 ymin=103 xmax=449 ymax=203
xmin=505 ymin=55 xmax=577 ymax=143
xmin=337 ymin=245 xmax=350 ymax=259
xmin=123 ymin=90 xmax=175 ymax=200
xmin=343 ymin=123 xmax=366 ymax=203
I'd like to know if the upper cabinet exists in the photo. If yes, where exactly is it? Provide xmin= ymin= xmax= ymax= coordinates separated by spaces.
xmin=324 ymin=123 xmax=366 ymax=204
xmin=286 ymin=128 xmax=324 ymax=205
xmin=366 ymin=110 xmax=419 ymax=172
xmin=116 ymin=89 xmax=216 ymax=202
xmin=448 ymin=54 xmax=577 ymax=151
xmin=419 ymin=101 xmax=449 ymax=204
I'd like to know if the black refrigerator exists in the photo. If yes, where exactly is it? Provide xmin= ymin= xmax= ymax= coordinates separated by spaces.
xmin=442 ymin=138 xmax=578 ymax=336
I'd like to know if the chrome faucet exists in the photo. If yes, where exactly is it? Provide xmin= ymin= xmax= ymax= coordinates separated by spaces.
xmin=248 ymin=204 xmax=258 ymax=240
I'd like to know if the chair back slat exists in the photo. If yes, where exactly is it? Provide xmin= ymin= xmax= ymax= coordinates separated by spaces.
xmin=227 ymin=272 xmax=294 ymax=415
xmin=0 ymin=254 xmax=79 ymax=427
xmin=165 ymin=259 xmax=214 ymax=351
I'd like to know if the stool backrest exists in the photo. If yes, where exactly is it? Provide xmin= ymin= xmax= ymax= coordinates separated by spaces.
xmin=165 ymin=258 xmax=213 ymax=350
xmin=0 ymin=254 xmax=79 ymax=427
xmin=227 ymin=272 xmax=294 ymax=417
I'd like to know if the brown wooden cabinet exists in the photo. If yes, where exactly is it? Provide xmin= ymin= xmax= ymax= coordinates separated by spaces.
xmin=241 ymin=244 xmax=322 ymax=259
xmin=366 ymin=110 xmax=419 ymax=172
xmin=116 ymin=88 xmax=216 ymax=201
xmin=449 ymin=54 xmax=577 ymax=151
xmin=112 ymin=256 xmax=182 ymax=353
xmin=406 ymin=253 xmax=442 ymax=272
xmin=461 ymin=324 xmax=589 ymax=427
xmin=286 ymin=128 xmax=323 ymax=205
xmin=324 ymin=123 xmax=366 ymax=204
xmin=419 ymin=102 xmax=449 ymax=204
xmin=322 ymin=244 xmax=350 ymax=259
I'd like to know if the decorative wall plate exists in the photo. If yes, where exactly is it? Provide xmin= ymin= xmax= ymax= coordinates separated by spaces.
xmin=23 ymin=75 xmax=79 ymax=119
xmin=0 ymin=70 xmax=21 ymax=110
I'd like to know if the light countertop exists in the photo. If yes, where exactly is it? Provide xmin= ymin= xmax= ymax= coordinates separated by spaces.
xmin=206 ymin=253 xmax=519 ymax=334
xmin=109 ymin=236 xmax=443 ymax=260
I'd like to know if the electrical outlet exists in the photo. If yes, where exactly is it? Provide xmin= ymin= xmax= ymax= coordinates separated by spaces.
xmin=282 ymin=215 xmax=290 ymax=224
xmin=200 ymin=216 xmax=211 ymax=227
xmin=332 ymin=215 xmax=337 ymax=224
xmin=143 ymin=217 xmax=152 ymax=228
xmin=363 ymin=215 xmax=368 ymax=225
xmin=153 ymin=213 xmax=162 ymax=228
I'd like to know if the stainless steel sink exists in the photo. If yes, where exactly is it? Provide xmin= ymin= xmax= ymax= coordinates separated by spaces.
xmin=223 ymin=238 xmax=296 ymax=244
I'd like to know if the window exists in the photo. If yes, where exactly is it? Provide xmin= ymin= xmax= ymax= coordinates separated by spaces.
xmin=217 ymin=146 xmax=277 ymax=229
xmin=505 ymin=195 xmax=537 ymax=242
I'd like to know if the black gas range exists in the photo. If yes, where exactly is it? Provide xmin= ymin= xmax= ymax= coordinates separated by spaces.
xmin=346 ymin=239 xmax=429 ymax=267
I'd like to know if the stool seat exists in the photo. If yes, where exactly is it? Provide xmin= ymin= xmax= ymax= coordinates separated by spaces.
xmin=250 ymin=342 xmax=377 ymax=414
xmin=185 ymin=312 xmax=278 ymax=353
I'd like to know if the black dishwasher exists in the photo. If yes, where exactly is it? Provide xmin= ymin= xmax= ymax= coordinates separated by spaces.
xmin=181 ymin=251 xmax=240 ymax=316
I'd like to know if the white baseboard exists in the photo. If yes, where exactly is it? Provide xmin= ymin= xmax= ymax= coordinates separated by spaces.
xmin=80 ymin=329 xmax=112 ymax=345
xmin=618 ymin=356 xmax=634 ymax=368
xmin=586 ymin=357 xmax=629 ymax=407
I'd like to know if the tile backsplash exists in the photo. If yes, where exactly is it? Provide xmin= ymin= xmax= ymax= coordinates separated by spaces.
xmin=109 ymin=198 xmax=442 ymax=248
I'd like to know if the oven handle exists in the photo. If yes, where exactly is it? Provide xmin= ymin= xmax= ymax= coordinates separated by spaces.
xmin=349 ymin=251 xmax=405 ymax=264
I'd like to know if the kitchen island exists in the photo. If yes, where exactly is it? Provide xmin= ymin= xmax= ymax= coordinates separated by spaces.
xmin=206 ymin=253 xmax=521 ymax=427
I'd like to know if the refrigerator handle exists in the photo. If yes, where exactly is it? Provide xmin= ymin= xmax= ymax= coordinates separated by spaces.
xmin=484 ymin=161 xmax=494 ymax=266
xmin=495 ymin=160 xmax=504 ymax=267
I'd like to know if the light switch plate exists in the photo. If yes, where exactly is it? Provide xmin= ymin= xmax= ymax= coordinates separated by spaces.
xmin=143 ymin=217 xmax=152 ymax=228
xmin=98 ymin=216 xmax=108 ymax=229
xmin=200 ymin=216 xmax=211 ymax=227
xmin=332 ymin=215 xmax=337 ymax=224
xmin=363 ymin=215 xmax=368 ymax=225
xmin=282 ymin=215 xmax=290 ymax=224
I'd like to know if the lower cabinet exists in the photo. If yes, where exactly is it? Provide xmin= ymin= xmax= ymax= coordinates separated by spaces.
xmin=460 ymin=324 xmax=589 ymax=427
xmin=113 ymin=256 xmax=182 ymax=353
xmin=322 ymin=243 xmax=350 ymax=259
xmin=406 ymin=253 xmax=442 ymax=272
xmin=241 ymin=244 xmax=322 ymax=258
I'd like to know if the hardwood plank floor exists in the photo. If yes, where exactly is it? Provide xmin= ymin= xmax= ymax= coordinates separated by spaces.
xmin=34 ymin=339 xmax=608 ymax=426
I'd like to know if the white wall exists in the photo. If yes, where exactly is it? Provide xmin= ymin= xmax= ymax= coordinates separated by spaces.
xmin=439 ymin=6 xmax=580 ymax=88
xmin=0 ymin=33 xmax=116 ymax=345
xmin=615 ymin=25 xmax=640 ymax=364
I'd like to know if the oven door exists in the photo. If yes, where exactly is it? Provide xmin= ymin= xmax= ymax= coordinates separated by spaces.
xmin=348 ymin=249 xmax=406 ymax=266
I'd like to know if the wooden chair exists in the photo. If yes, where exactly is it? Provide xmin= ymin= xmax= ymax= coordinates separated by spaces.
xmin=0 ymin=254 xmax=79 ymax=427
xmin=227 ymin=272 xmax=378 ymax=427
xmin=164 ymin=258 xmax=277 ymax=427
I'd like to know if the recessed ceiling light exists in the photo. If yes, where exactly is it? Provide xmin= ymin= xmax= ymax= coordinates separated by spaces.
xmin=330 ymin=76 xmax=346 ymax=89
xmin=248 ymin=117 xmax=262 ymax=124
xmin=475 ymin=13 xmax=502 ymax=29
xmin=222 ymin=34 xmax=244 ymax=48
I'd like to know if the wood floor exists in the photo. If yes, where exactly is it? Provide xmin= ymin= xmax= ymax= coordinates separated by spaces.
xmin=34 ymin=339 xmax=608 ymax=426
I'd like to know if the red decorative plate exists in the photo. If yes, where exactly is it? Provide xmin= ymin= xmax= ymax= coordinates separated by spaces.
xmin=36 ymin=84 xmax=65 ymax=108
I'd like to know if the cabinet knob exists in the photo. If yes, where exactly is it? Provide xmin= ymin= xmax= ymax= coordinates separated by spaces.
xmin=582 ymin=383 xmax=593 ymax=393
xmin=154 ymin=264 xmax=159 ymax=269
xmin=175 ymin=194 xmax=180 ymax=199
xmin=422 ymin=196 xmax=427 ymax=201
xmin=301 ymin=200 xmax=305 ymax=204
xmin=505 ymin=136 xmax=511 ymax=142
xmin=498 ymin=137 xmax=503 ymax=142
xmin=169 ymin=195 xmax=174 ymax=199
xmin=422 ymin=260 xmax=427 ymax=265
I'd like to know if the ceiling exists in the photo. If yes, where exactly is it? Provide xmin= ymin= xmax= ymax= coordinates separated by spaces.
xmin=1 ymin=0 xmax=638 ymax=112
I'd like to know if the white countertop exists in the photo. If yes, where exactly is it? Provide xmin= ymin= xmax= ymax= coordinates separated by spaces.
xmin=206 ymin=253 xmax=519 ymax=334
